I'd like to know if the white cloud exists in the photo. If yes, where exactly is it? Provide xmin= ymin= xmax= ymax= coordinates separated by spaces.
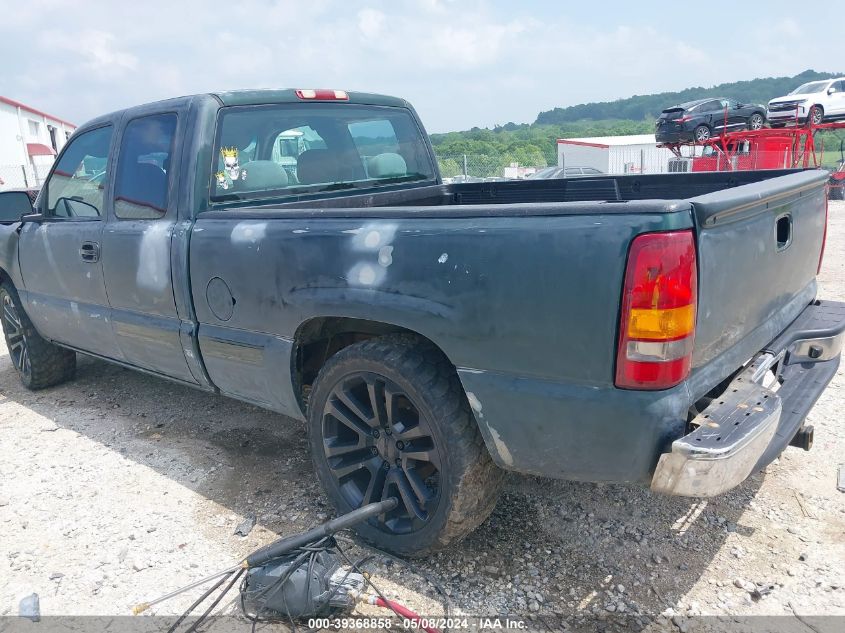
xmin=40 ymin=29 xmax=138 ymax=76
xmin=426 ymin=21 xmax=527 ymax=69
xmin=358 ymin=8 xmax=386 ymax=39
xmin=0 ymin=1 xmax=839 ymax=132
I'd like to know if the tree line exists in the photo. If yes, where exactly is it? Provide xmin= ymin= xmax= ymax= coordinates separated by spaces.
xmin=430 ymin=70 xmax=844 ymax=175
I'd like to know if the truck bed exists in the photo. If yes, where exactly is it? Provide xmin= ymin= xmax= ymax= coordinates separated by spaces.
xmin=200 ymin=169 xmax=805 ymax=216
xmin=192 ymin=169 xmax=829 ymax=482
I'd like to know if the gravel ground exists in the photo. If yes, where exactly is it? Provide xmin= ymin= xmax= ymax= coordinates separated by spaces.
xmin=1 ymin=202 xmax=844 ymax=631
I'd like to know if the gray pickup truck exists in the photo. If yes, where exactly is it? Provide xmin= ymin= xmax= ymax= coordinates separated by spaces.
xmin=1 ymin=89 xmax=843 ymax=555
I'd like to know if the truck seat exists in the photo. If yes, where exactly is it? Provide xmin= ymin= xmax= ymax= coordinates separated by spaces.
xmin=241 ymin=160 xmax=289 ymax=191
xmin=367 ymin=153 xmax=407 ymax=178
xmin=301 ymin=148 xmax=364 ymax=185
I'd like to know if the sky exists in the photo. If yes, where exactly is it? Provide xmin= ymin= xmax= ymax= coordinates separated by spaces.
xmin=0 ymin=0 xmax=835 ymax=133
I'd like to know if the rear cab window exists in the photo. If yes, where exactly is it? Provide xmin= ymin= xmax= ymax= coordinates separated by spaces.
xmin=209 ymin=103 xmax=436 ymax=205
xmin=114 ymin=113 xmax=177 ymax=219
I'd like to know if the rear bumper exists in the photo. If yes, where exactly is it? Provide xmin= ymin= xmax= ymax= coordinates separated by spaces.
xmin=651 ymin=300 xmax=845 ymax=497
xmin=656 ymin=126 xmax=694 ymax=143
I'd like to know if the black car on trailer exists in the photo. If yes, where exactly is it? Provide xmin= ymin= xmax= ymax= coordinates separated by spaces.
xmin=655 ymin=97 xmax=766 ymax=143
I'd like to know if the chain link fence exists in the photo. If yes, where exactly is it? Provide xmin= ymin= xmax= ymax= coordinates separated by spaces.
xmin=435 ymin=153 xmax=550 ymax=181
xmin=0 ymin=164 xmax=49 ymax=190
xmin=433 ymin=149 xmax=677 ymax=180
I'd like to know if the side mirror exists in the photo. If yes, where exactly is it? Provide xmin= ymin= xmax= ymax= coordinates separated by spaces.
xmin=735 ymin=103 xmax=743 ymax=109
xmin=828 ymin=87 xmax=837 ymax=95
xmin=0 ymin=190 xmax=35 ymax=223
xmin=21 ymin=212 xmax=44 ymax=224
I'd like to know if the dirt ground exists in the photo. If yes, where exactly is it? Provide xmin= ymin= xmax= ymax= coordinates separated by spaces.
xmin=1 ymin=203 xmax=844 ymax=631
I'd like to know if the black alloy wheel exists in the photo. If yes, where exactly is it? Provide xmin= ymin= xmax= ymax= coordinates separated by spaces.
xmin=0 ymin=282 xmax=76 ymax=390
xmin=321 ymin=371 xmax=441 ymax=535
xmin=307 ymin=334 xmax=504 ymax=555
xmin=2 ymin=291 xmax=30 ymax=379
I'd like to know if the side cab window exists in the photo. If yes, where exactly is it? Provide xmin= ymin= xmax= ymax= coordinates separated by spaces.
xmin=114 ymin=114 xmax=178 ymax=219
xmin=45 ymin=126 xmax=113 ymax=219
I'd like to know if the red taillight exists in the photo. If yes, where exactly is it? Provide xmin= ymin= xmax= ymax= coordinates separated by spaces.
xmin=615 ymin=230 xmax=698 ymax=390
xmin=818 ymin=194 xmax=829 ymax=274
xmin=676 ymin=115 xmax=692 ymax=123
xmin=295 ymin=89 xmax=349 ymax=101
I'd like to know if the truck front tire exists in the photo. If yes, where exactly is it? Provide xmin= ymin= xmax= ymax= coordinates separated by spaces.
xmin=0 ymin=282 xmax=76 ymax=390
xmin=307 ymin=334 xmax=503 ymax=556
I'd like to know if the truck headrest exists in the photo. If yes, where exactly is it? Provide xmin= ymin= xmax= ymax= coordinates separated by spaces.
xmin=241 ymin=160 xmax=289 ymax=191
xmin=367 ymin=153 xmax=407 ymax=178
xmin=297 ymin=149 xmax=341 ymax=185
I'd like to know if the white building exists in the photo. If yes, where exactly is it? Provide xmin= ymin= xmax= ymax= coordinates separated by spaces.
xmin=556 ymin=134 xmax=678 ymax=175
xmin=0 ymin=96 xmax=76 ymax=189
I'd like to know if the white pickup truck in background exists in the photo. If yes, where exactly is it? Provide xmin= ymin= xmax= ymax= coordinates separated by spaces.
xmin=767 ymin=77 xmax=845 ymax=126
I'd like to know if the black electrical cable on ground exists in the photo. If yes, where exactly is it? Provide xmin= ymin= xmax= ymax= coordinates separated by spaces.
xmin=137 ymin=500 xmax=406 ymax=632
xmin=184 ymin=568 xmax=245 ymax=633
xmin=239 ymin=537 xmax=340 ymax=633
xmin=335 ymin=535 xmax=452 ymax=621
xmin=331 ymin=539 xmax=451 ymax=633
xmin=166 ymin=572 xmax=234 ymax=633
xmin=165 ymin=533 xmax=451 ymax=633
xmin=333 ymin=541 xmax=409 ymax=623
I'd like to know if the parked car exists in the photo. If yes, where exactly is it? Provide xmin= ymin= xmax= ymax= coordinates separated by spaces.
xmin=528 ymin=166 xmax=604 ymax=178
xmin=656 ymin=98 xmax=766 ymax=143
xmin=767 ymin=78 xmax=845 ymax=127
xmin=0 ymin=89 xmax=842 ymax=556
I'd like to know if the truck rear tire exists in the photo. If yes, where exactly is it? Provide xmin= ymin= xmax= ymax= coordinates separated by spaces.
xmin=0 ymin=282 xmax=76 ymax=390
xmin=307 ymin=334 xmax=503 ymax=556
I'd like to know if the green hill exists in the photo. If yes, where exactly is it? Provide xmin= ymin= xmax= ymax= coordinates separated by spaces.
xmin=534 ymin=69 xmax=842 ymax=125
xmin=430 ymin=70 xmax=845 ymax=175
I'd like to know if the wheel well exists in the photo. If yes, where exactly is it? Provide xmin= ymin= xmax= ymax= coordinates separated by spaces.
xmin=292 ymin=317 xmax=445 ymax=412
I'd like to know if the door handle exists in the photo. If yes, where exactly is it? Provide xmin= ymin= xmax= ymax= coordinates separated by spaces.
xmin=80 ymin=241 xmax=100 ymax=263
xmin=775 ymin=214 xmax=792 ymax=251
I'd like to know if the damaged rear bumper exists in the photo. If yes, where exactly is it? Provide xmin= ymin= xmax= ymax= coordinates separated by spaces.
xmin=652 ymin=300 xmax=845 ymax=497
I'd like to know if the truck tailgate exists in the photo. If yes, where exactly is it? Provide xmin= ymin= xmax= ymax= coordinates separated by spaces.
xmin=688 ymin=170 xmax=829 ymax=394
